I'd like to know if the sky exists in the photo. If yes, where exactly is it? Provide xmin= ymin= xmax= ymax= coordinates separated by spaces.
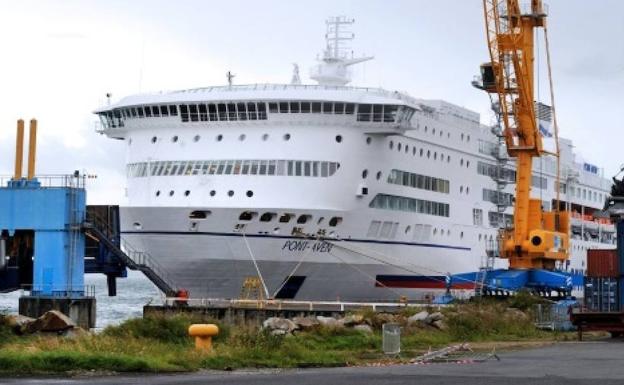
xmin=0 ymin=0 xmax=622 ymax=204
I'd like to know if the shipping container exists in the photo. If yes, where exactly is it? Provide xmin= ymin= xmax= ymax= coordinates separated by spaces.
xmin=586 ymin=249 xmax=619 ymax=278
xmin=584 ymin=277 xmax=620 ymax=312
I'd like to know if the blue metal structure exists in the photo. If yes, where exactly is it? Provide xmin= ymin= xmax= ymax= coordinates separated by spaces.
xmin=0 ymin=177 xmax=85 ymax=296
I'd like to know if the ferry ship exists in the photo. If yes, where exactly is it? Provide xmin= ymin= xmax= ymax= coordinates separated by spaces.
xmin=96 ymin=17 xmax=614 ymax=301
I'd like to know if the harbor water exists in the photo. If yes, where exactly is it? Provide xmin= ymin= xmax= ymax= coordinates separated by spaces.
xmin=0 ymin=271 xmax=160 ymax=330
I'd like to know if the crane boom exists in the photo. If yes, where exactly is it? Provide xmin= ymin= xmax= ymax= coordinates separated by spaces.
xmin=479 ymin=0 xmax=569 ymax=270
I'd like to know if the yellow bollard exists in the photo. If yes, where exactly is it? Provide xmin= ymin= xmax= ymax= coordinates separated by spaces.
xmin=188 ymin=324 xmax=219 ymax=351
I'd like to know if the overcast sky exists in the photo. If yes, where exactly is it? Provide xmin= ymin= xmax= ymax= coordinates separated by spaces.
xmin=0 ymin=0 xmax=622 ymax=204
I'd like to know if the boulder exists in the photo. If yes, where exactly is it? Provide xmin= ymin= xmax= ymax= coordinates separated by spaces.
xmin=4 ymin=314 xmax=35 ymax=334
xmin=353 ymin=324 xmax=373 ymax=334
xmin=432 ymin=320 xmax=448 ymax=331
xmin=425 ymin=312 xmax=444 ymax=324
xmin=375 ymin=313 xmax=397 ymax=325
xmin=407 ymin=311 xmax=429 ymax=325
xmin=316 ymin=316 xmax=343 ymax=328
xmin=342 ymin=314 xmax=365 ymax=326
xmin=270 ymin=329 xmax=288 ymax=336
xmin=61 ymin=326 xmax=89 ymax=339
xmin=262 ymin=317 xmax=298 ymax=333
xmin=292 ymin=316 xmax=319 ymax=330
xmin=23 ymin=310 xmax=75 ymax=334
xmin=505 ymin=307 xmax=529 ymax=321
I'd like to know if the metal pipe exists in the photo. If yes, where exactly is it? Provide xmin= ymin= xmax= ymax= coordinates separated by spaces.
xmin=0 ymin=239 xmax=6 ymax=270
xmin=27 ymin=119 xmax=37 ymax=180
xmin=13 ymin=119 xmax=24 ymax=180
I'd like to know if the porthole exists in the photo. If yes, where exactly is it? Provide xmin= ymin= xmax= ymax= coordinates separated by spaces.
xmin=151 ymin=136 xmax=157 ymax=143
xmin=440 ymin=131 xmax=443 ymax=137
xmin=216 ymin=134 xmax=223 ymax=141
xmin=467 ymin=135 xmax=471 ymax=142
xmin=362 ymin=169 xmax=368 ymax=179
xmin=433 ymin=228 xmax=438 ymax=235
xmin=366 ymin=137 xmax=372 ymax=145
xmin=405 ymin=145 xmax=409 ymax=153
xmin=239 ymin=134 xmax=246 ymax=141
xmin=283 ymin=133 xmax=291 ymax=141
xmin=460 ymin=186 xmax=464 ymax=193
xmin=405 ymin=225 xmax=411 ymax=234
xmin=260 ymin=212 xmax=277 ymax=222
xmin=461 ymin=133 xmax=465 ymax=140
xmin=190 ymin=210 xmax=211 ymax=219
xmin=133 ymin=222 xmax=142 ymax=230
xmin=239 ymin=211 xmax=257 ymax=221
xmin=389 ymin=140 xmax=394 ymax=150
xmin=193 ymin=135 xmax=200 ymax=142
xmin=427 ymin=150 xmax=431 ymax=158
xmin=209 ymin=190 xmax=216 ymax=196
xmin=460 ymin=231 xmax=464 ymax=239
xmin=447 ymin=155 xmax=451 ymax=162
xmin=246 ymin=190 xmax=253 ymax=197
xmin=155 ymin=190 xmax=160 ymax=197
xmin=228 ymin=190 xmax=234 ymax=197
xmin=479 ymin=234 xmax=482 ymax=241
xmin=466 ymin=187 xmax=470 ymax=194
xmin=262 ymin=133 xmax=269 ymax=141
xmin=460 ymin=159 xmax=464 ymax=166
xmin=172 ymin=135 xmax=178 ymax=143
xmin=466 ymin=161 xmax=470 ymax=168
xmin=297 ymin=214 xmax=311 ymax=224
xmin=184 ymin=190 xmax=190 ymax=196
xmin=335 ymin=135 xmax=343 ymax=143
xmin=376 ymin=171 xmax=382 ymax=180
xmin=397 ymin=143 xmax=402 ymax=151
xmin=424 ymin=126 xmax=428 ymax=132
xmin=434 ymin=152 xmax=437 ymax=160
xmin=329 ymin=217 xmax=342 ymax=227
xmin=420 ymin=149 xmax=424 ymax=157
xmin=279 ymin=213 xmax=294 ymax=223
xmin=412 ymin=147 xmax=416 ymax=156
xmin=432 ymin=128 xmax=436 ymax=135
xmin=169 ymin=190 xmax=174 ymax=196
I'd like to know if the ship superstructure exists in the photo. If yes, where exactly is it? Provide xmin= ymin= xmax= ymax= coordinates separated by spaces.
xmin=95 ymin=17 xmax=613 ymax=301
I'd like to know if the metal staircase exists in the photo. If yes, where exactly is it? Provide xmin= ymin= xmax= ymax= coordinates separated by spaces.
xmin=83 ymin=208 xmax=178 ymax=297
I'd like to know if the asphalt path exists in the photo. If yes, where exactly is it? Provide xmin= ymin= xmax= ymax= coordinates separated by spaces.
xmin=2 ymin=340 xmax=623 ymax=385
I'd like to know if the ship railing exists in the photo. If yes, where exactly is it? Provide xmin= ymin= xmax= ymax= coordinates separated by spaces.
xmin=20 ymin=284 xmax=96 ymax=298
xmin=159 ymin=298 xmax=455 ymax=311
xmin=120 ymin=238 xmax=177 ymax=292
xmin=0 ymin=174 xmax=86 ymax=189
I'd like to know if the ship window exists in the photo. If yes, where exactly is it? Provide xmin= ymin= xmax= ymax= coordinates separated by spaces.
xmin=303 ymin=161 xmax=311 ymax=176
xmin=224 ymin=161 xmax=233 ymax=175
xmin=283 ymin=133 xmax=291 ymax=141
xmin=169 ymin=190 xmax=174 ymax=196
xmin=216 ymin=162 xmax=225 ymax=175
xmin=246 ymin=190 xmax=253 ymax=197
xmin=335 ymin=135 xmax=342 ymax=143
xmin=210 ymin=190 xmax=216 ymax=196
xmin=208 ymin=104 xmax=217 ymax=121
xmin=216 ymin=134 xmax=223 ymax=141
xmin=297 ymin=215 xmax=311 ymax=224
xmin=257 ymin=102 xmax=267 ymax=119
xmin=260 ymin=212 xmax=276 ymax=222
xmin=233 ymin=160 xmax=242 ymax=175
xmin=241 ymin=160 xmax=250 ymax=175
xmin=295 ymin=161 xmax=302 ymax=176
xmin=250 ymin=160 xmax=259 ymax=175
xmin=357 ymin=104 xmax=372 ymax=121
xmin=312 ymin=162 xmax=319 ymax=177
xmin=151 ymin=136 xmax=157 ymax=143
xmin=247 ymin=102 xmax=257 ymax=120
xmin=334 ymin=103 xmax=345 ymax=114
xmin=239 ymin=211 xmax=257 ymax=221
xmin=277 ymin=160 xmax=286 ymax=175
xmin=189 ymin=210 xmax=210 ymax=219
xmin=228 ymin=190 xmax=234 ymax=197
xmin=194 ymin=135 xmax=201 ymax=142
xmin=268 ymin=160 xmax=276 ymax=175
xmin=323 ymin=102 xmax=333 ymax=114
xmin=383 ymin=105 xmax=397 ymax=122
xmin=279 ymin=102 xmax=289 ymax=113
xmin=184 ymin=190 xmax=191 ymax=196
xmin=167 ymin=105 xmax=176 ymax=116
xmin=321 ymin=162 xmax=328 ymax=177
xmin=290 ymin=101 xmax=300 ymax=113
xmin=237 ymin=103 xmax=247 ymax=120
xmin=345 ymin=103 xmax=355 ymax=114
xmin=269 ymin=102 xmax=278 ymax=113
xmin=279 ymin=213 xmax=294 ymax=223
xmin=312 ymin=102 xmax=322 ymax=113
xmin=144 ymin=106 xmax=152 ymax=117
xmin=217 ymin=104 xmax=227 ymax=120
xmin=373 ymin=105 xmax=383 ymax=122
xmin=152 ymin=106 xmax=159 ymax=117
xmin=367 ymin=221 xmax=381 ymax=237
xmin=198 ymin=104 xmax=207 ymax=121
xmin=301 ymin=102 xmax=311 ymax=113
xmin=259 ymin=160 xmax=268 ymax=175
xmin=155 ymin=190 xmax=160 ymax=197
xmin=160 ymin=105 xmax=169 ymax=116
xmin=130 ymin=108 xmax=137 ymax=117
xmin=180 ymin=105 xmax=189 ymax=122
xmin=329 ymin=217 xmax=342 ymax=227
xmin=172 ymin=135 xmax=178 ymax=143
xmin=223 ymin=103 xmax=234 ymax=120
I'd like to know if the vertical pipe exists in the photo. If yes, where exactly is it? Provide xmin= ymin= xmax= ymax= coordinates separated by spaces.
xmin=0 ymin=238 xmax=5 ymax=270
xmin=27 ymin=119 xmax=37 ymax=180
xmin=13 ymin=119 xmax=24 ymax=180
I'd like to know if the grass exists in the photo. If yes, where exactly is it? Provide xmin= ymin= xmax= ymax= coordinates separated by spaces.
xmin=0 ymin=300 xmax=566 ymax=374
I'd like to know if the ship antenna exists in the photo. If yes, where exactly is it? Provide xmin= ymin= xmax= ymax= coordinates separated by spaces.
xmin=291 ymin=63 xmax=301 ymax=85
xmin=226 ymin=71 xmax=236 ymax=87
xmin=310 ymin=16 xmax=373 ymax=86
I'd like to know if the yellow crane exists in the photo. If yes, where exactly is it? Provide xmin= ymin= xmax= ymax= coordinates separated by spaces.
xmin=478 ymin=0 xmax=569 ymax=270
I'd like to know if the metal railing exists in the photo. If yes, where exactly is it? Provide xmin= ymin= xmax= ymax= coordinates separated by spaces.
xmin=120 ymin=238 xmax=177 ymax=293
xmin=20 ymin=284 xmax=96 ymax=298
xmin=0 ymin=174 xmax=86 ymax=189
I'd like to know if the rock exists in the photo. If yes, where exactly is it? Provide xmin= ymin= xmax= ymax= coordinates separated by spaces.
xmin=270 ymin=329 xmax=288 ymax=336
xmin=407 ymin=311 xmax=429 ymax=325
xmin=353 ymin=324 xmax=373 ymax=334
xmin=262 ymin=317 xmax=298 ymax=333
xmin=23 ymin=310 xmax=76 ymax=334
xmin=505 ymin=307 xmax=529 ymax=321
xmin=425 ymin=312 xmax=444 ymax=324
xmin=316 ymin=316 xmax=343 ymax=328
xmin=432 ymin=320 xmax=448 ymax=331
xmin=61 ymin=326 xmax=88 ymax=339
xmin=342 ymin=314 xmax=365 ymax=326
xmin=292 ymin=316 xmax=319 ymax=330
xmin=374 ymin=313 xmax=397 ymax=325
xmin=4 ymin=314 xmax=35 ymax=334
